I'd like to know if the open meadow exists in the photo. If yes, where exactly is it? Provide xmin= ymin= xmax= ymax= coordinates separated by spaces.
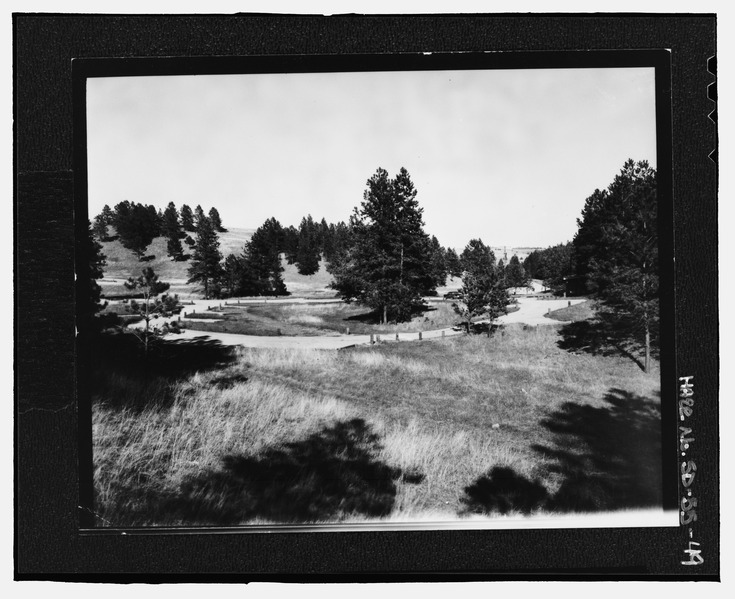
xmin=92 ymin=322 xmax=662 ymax=526
xmin=180 ymin=300 xmax=465 ymax=337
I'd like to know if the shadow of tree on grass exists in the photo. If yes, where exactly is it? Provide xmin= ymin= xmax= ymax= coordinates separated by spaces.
xmin=162 ymin=418 xmax=411 ymax=525
xmin=557 ymin=312 xmax=659 ymax=371
xmin=461 ymin=466 xmax=549 ymax=515
xmin=344 ymin=303 xmax=436 ymax=325
xmin=460 ymin=388 xmax=662 ymax=516
xmin=90 ymin=331 xmax=239 ymax=411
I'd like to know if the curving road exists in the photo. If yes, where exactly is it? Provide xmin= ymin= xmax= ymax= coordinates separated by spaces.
xmin=129 ymin=296 xmax=586 ymax=350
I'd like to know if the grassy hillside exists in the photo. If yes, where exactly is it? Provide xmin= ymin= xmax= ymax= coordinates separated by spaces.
xmin=98 ymin=227 xmax=336 ymax=298
xmin=92 ymin=325 xmax=662 ymax=526
xmin=99 ymin=227 xmax=255 ymax=283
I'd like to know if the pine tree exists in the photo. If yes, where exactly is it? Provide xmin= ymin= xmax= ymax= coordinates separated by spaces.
xmin=180 ymin=204 xmax=195 ymax=232
xmin=124 ymin=267 xmax=179 ymax=356
xmin=208 ymin=207 xmax=227 ymax=232
xmin=194 ymin=205 xmax=206 ymax=231
xmin=221 ymin=254 xmax=245 ymax=297
xmin=504 ymin=255 xmax=529 ymax=289
xmin=92 ymin=214 xmax=109 ymax=241
xmin=573 ymin=159 xmax=658 ymax=371
xmin=427 ymin=235 xmax=449 ymax=292
xmin=325 ymin=221 xmax=352 ymax=266
xmin=282 ymin=225 xmax=300 ymax=264
xmin=452 ymin=238 xmax=509 ymax=333
xmin=444 ymin=247 xmax=462 ymax=278
xmin=93 ymin=204 xmax=115 ymax=240
xmin=296 ymin=215 xmax=321 ymax=275
xmin=237 ymin=218 xmax=288 ymax=296
xmin=452 ymin=270 xmax=508 ymax=334
xmin=162 ymin=202 xmax=185 ymax=261
xmin=99 ymin=204 xmax=114 ymax=225
xmin=460 ymin=238 xmax=496 ymax=276
xmin=112 ymin=201 xmax=158 ymax=260
xmin=187 ymin=214 xmax=223 ymax=299
xmin=329 ymin=167 xmax=436 ymax=324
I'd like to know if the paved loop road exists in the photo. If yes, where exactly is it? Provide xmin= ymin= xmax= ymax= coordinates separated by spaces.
xmin=134 ymin=296 xmax=586 ymax=350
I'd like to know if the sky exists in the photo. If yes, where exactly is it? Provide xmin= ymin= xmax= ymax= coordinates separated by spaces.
xmin=86 ymin=66 xmax=657 ymax=250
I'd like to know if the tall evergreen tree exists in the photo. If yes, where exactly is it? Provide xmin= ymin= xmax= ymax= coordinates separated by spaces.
xmin=319 ymin=218 xmax=331 ymax=256
xmin=452 ymin=238 xmax=508 ymax=333
xmin=162 ymin=202 xmax=185 ymax=261
xmin=428 ymin=235 xmax=449 ymax=291
xmin=187 ymin=214 xmax=223 ymax=298
xmin=444 ymin=247 xmax=462 ymax=278
xmin=296 ymin=215 xmax=321 ymax=275
xmin=180 ymin=204 xmax=195 ymax=232
xmin=112 ymin=201 xmax=159 ymax=260
xmin=460 ymin=238 xmax=496 ymax=276
xmin=325 ymin=221 xmax=352 ymax=266
xmin=504 ymin=255 xmax=529 ymax=289
xmin=237 ymin=218 xmax=288 ymax=296
xmin=221 ymin=253 xmax=245 ymax=297
xmin=208 ymin=207 xmax=227 ymax=232
xmin=528 ymin=242 xmax=575 ymax=293
xmin=573 ymin=159 xmax=658 ymax=371
xmin=282 ymin=225 xmax=300 ymax=264
xmin=329 ymin=167 xmax=436 ymax=324
xmin=194 ymin=205 xmax=206 ymax=232
xmin=99 ymin=204 xmax=114 ymax=225
xmin=92 ymin=214 xmax=109 ymax=241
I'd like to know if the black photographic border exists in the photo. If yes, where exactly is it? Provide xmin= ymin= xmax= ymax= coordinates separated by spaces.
xmin=14 ymin=13 xmax=718 ymax=581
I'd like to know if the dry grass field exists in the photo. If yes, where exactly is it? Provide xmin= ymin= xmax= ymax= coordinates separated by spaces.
xmin=91 ymin=323 xmax=662 ymax=527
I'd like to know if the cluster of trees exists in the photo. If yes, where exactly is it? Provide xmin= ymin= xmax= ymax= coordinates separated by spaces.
xmin=572 ymin=159 xmax=659 ymax=371
xmin=516 ymin=160 xmax=658 ymax=370
xmin=92 ymin=201 xmax=227 ymax=263
xmin=85 ymin=159 xmax=658 ymax=367
xmin=523 ymin=242 xmax=575 ymax=294
xmin=280 ymin=216 xmax=351 ymax=275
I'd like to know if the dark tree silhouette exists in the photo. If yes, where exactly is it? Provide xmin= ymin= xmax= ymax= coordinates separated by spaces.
xmin=296 ymin=215 xmax=321 ymax=275
xmin=444 ymin=247 xmax=462 ymax=278
xmin=282 ymin=225 xmax=299 ymax=264
xmin=504 ymin=254 xmax=529 ymax=289
xmin=428 ymin=235 xmax=448 ymax=291
xmin=208 ymin=207 xmax=227 ymax=232
xmin=112 ymin=201 xmax=159 ymax=260
xmin=573 ymin=159 xmax=658 ymax=372
xmin=92 ymin=214 xmax=109 ymax=241
xmin=187 ymin=214 xmax=223 ymax=298
xmin=524 ymin=242 xmax=575 ymax=294
xmin=460 ymin=238 xmax=496 ymax=276
xmin=235 ymin=218 xmax=288 ymax=296
xmin=180 ymin=204 xmax=195 ymax=232
xmin=162 ymin=202 xmax=185 ymax=261
xmin=329 ymin=167 xmax=436 ymax=324
xmin=193 ymin=205 xmax=206 ymax=232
